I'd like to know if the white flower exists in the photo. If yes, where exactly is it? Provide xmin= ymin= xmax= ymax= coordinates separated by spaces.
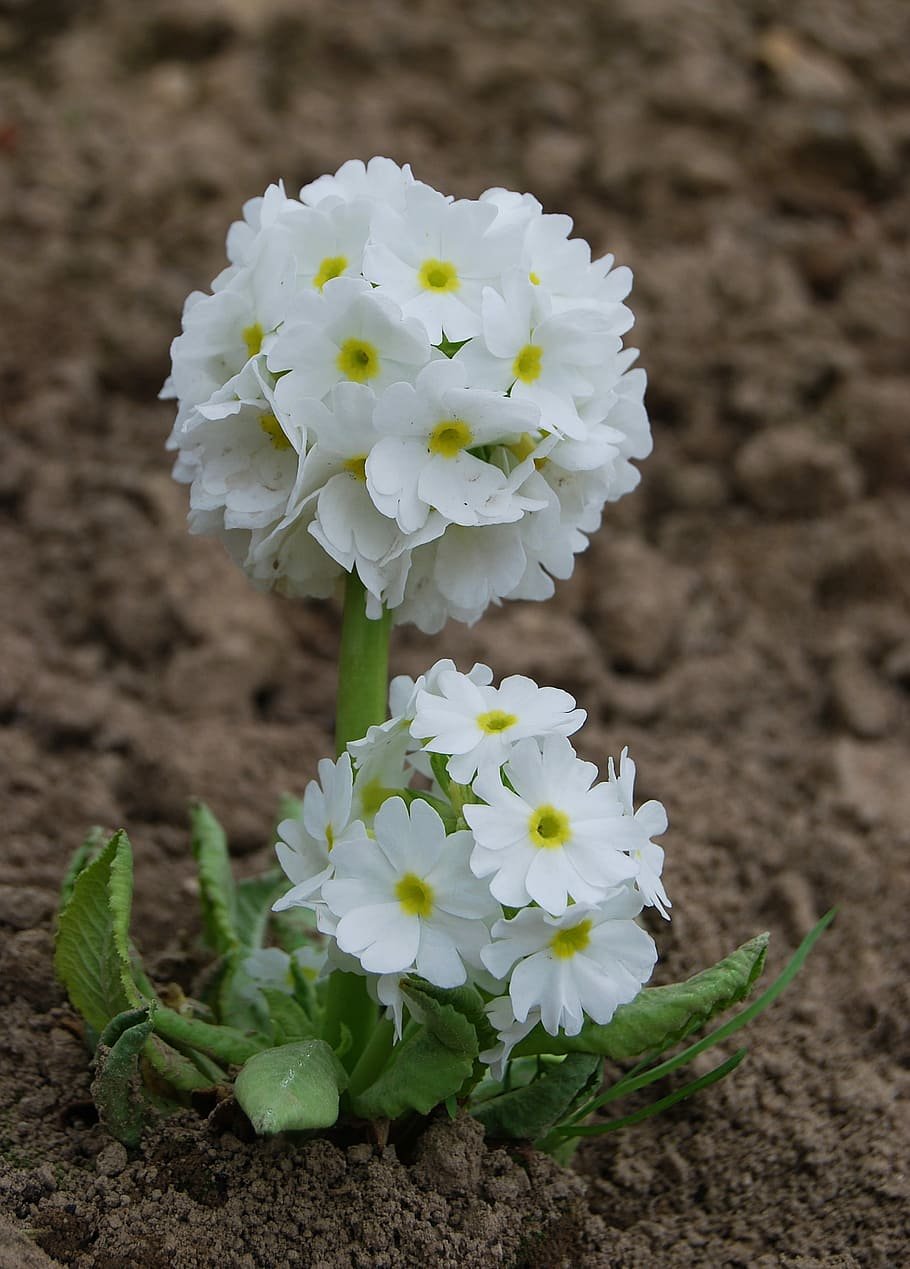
xmin=225 ymin=181 xmax=296 ymax=269
xmin=608 ymin=747 xmax=671 ymax=919
xmin=410 ymin=669 xmax=585 ymax=784
xmin=367 ymin=358 xmax=542 ymax=531
xmin=465 ymin=736 xmax=639 ymax=915
xmin=300 ymin=156 xmax=415 ymax=211
xmin=267 ymin=276 xmax=430 ymax=401
xmin=177 ymin=360 xmax=304 ymax=532
xmin=481 ymin=891 xmax=657 ymax=1036
xmin=323 ymin=797 xmax=498 ymax=986
xmin=281 ymin=199 xmax=372 ymax=293
xmin=347 ymin=717 xmax=413 ymax=823
xmin=169 ymin=232 xmax=297 ymax=410
xmin=455 ymin=272 xmax=623 ymax=440
xmin=273 ymin=753 xmax=369 ymax=911
xmin=363 ymin=183 xmax=513 ymax=343
xmin=479 ymin=996 xmax=542 ymax=1080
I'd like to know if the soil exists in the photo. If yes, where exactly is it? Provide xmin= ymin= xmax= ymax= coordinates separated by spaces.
xmin=1 ymin=0 xmax=909 ymax=1264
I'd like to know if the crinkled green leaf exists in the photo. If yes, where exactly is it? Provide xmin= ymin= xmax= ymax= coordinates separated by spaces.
xmin=350 ymin=1023 xmax=477 ymax=1121
xmin=402 ymin=977 xmax=496 ymax=1052
xmin=54 ymin=831 xmax=143 ymax=1036
xmin=516 ymin=933 xmax=769 ymax=1061
xmin=190 ymin=802 xmax=238 ymax=956
xmin=234 ymin=1040 xmax=345 ymax=1134
xmin=263 ymin=989 xmax=317 ymax=1044
xmin=59 ymin=826 xmax=107 ymax=912
xmin=233 ymin=872 xmax=283 ymax=950
xmin=92 ymin=1006 xmax=155 ymax=1148
xmin=471 ymin=1054 xmax=602 ymax=1140
xmin=401 ymin=980 xmax=485 ymax=1054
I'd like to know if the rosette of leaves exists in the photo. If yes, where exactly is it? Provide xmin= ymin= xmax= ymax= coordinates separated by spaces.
xmin=54 ymin=813 xmax=833 ymax=1153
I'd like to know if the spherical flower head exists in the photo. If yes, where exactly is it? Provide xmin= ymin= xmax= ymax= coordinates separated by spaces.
xmin=608 ymin=746 xmax=671 ymax=919
xmin=164 ymin=161 xmax=651 ymax=629
xmin=481 ymin=889 xmax=658 ymax=1036
xmin=465 ymin=735 xmax=639 ymax=915
xmin=272 ymin=753 xmax=369 ymax=912
xmin=410 ymin=669 xmax=585 ymax=784
xmin=323 ymin=797 xmax=499 ymax=986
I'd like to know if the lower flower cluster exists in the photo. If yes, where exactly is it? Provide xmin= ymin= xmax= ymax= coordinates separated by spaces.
xmin=272 ymin=661 xmax=670 ymax=1075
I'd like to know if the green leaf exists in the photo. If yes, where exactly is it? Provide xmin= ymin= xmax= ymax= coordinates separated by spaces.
xmin=516 ymin=932 xmax=770 ymax=1061
xmin=471 ymin=1054 xmax=602 ymax=1140
xmin=550 ymin=1048 xmax=748 ymax=1142
xmin=54 ymin=831 xmax=143 ymax=1036
xmin=401 ymin=977 xmax=496 ymax=1052
xmin=350 ymin=1023 xmax=477 ymax=1121
xmin=143 ymin=1034 xmax=215 ymax=1094
xmin=234 ymin=1040 xmax=345 ymax=1134
xmin=190 ymin=802 xmax=238 ymax=956
xmin=91 ymin=1006 xmax=155 ymax=1148
xmin=263 ymin=990 xmax=317 ymax=1044
xmin=152 ymin=1005 xmax=267 ymax=1067
xmin=350 ymin=986 xmax=479 ymax=1120
xmin=59 ymin=826 xmax=107 ymax=912
xmin=234 ymin=872 xmax=283 ymax=950
xmin=401 ymin=979 xmax=485 ymax=1054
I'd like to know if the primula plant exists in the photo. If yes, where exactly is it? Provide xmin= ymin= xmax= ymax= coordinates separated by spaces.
xmin=55 ymin=157 xmax=831 ymax=1156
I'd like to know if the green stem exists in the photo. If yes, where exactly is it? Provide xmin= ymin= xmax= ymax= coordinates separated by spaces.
xmin=324 ymin=570 xmax=393 ymax=1068
xmin=347 ymin=1017 xmax=396 ymax=1103
xmin=335 ymin=570 xmax=392 ymax=755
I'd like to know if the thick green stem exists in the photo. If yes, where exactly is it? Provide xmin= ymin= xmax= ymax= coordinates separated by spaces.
xmin=334 ymin=570 xmax=392 ymax=755
xmin=324 ymin=570 xmax=393 ymax=1069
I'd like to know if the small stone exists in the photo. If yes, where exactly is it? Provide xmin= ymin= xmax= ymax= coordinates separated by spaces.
xmin=346 ymin=1143 xmax=373 ymax=1165
xmin=735 ymin=426 xmax=863 ymax=517
xmin=95 ymin=1142 xmax=128 ymax=1177
xmin=829 ymin=654 xmax=897 ymax=739
xmin=589 ymin=537 xmax=694 ymax=674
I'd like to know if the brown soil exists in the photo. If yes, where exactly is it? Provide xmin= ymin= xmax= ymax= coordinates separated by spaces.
xmin=2 ymin=0 xmax=909 ymax=1264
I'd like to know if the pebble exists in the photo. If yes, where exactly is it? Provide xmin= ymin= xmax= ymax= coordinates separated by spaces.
xmin=735 ymin=426 xmax=863 ymax=516
xmin=829 ymin=653 xmax=897 ymax=739
xmin=96 ymin=1142 xmax=129 ymax=1178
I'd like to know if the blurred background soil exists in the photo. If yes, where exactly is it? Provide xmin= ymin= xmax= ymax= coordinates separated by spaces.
xmin=1 ymin=0 xmax=909 ymax=1264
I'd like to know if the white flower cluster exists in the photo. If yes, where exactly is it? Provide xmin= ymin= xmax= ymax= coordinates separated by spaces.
xmin=273 ymin=661 xmax=670 ymax=1074
xmin=163 ymin=158 xmax=651 ymax=632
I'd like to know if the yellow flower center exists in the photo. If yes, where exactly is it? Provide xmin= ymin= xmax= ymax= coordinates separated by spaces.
xmin=528 ymin=804 xmax=571 ymax=849
xmin=428 ymin=418 xmax=473 ymax=458
xmin=512 ymin=343 xmax=542 ymax=384
xmin=343 ymin=455 xmax=368 ymax=483
xmin=549 ymin=919 xmax=593 ymax=959
xmin=337 ymin=338 xmax=380 ymax=383
xmin=395 ymin=872 xmax=435 ymax=918
xmin=358 ymin=778 xmax=393 ymax=816
xmin=313 ymin=255 xmax=348 ymax=290
xmin=242 ymin=322 xmax=264 ymax=358
xmin=418 ymin=258 xmax=460 ymax=293
xmin=325 ymin=824 xmax=335 ymax=851
xmin=529 ymin=271 xmax=541 ymax=285
xmin=508 ymin=432 xmax=538 ymax=463
xmin=258 ymin=412 xmax=292 ymax=452
xmin=476 ymin=709 xmax=518 ymax=735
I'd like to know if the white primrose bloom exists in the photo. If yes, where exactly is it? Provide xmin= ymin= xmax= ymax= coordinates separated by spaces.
xmin=301 ymin=156 xmax=415 ymax=211
xmin=481 ymin=890 xmax=658 ymax=1036
xmin=177 ymin=360 xmax=304 ymax=532
xmin=364 ymin=183 xmax=513 ymax=343
xmin=608 ymin=746 xmax=671 ymax=919
xmin=368 ymin=357 xmax=543 ymax=531
xmin=273 ymin=753 xmax=369 ymax=911
xmin=410 ymin=668 xmax=585 ymax=784
xmin=465 ymin=736 xmax=639 ymax=916
xmin=165 ymin=160 xmax=651 ymax=630
xmin=267 ymin=275 xmax=430 ymax=401
xmin=346 ymin=716 xmax=413 ymax=824
xmin=479 ymin=997 xmax=542 ymax=1081
xmin=323 ymin=797 xmax=499 ymax=986
xmin=455 ymin=272 xmax=624 ymax=440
